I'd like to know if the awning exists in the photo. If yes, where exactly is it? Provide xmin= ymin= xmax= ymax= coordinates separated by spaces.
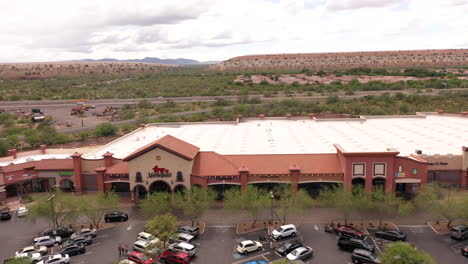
xmin=395 ymin=178 xmax=421 ymax=184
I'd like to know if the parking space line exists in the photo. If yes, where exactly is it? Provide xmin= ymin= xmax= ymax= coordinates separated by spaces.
xmin=87 ymin=242 xmax=102 ymax=247
xmin=127 ymin=225 xmax=132 ymax=231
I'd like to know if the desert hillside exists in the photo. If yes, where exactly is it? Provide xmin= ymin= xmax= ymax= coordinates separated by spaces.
xmin=210 ymin=49 xmax=468 ymax=71
xmin=0 ymin=61 xmax=178 ymax=79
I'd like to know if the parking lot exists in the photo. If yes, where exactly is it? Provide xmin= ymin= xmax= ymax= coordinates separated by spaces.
xmin=2 ymin=207 xmax=468 ymax=264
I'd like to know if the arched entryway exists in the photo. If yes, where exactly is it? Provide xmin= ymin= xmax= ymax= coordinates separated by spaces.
xmin=352 ymin=177 xmax=365 ymax=190
xmin=60 ymin=179 xmax=75 ymax=192
xmin=110 ymin=182 xmax=131 ymax=197
xmin=298 ymin=182 xmax=341 ymax=198
xmin=372 ymin=178 xmax=386 ymax=190
xmin=149 ymin=181 xmax=171 ymax=193
xmin=208 ymin=184 xmax=240 ymax=200
xmin=133 ymin=185 xmax=147 ymax=200
xmin=173 ymin=185 xmax=187 ymax=193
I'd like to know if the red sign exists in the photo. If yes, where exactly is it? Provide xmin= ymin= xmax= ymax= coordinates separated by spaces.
xmin=4 ymin=171 xmax=38 ymax=184
xmin=152 ymin=166 xmax=169 ymax=174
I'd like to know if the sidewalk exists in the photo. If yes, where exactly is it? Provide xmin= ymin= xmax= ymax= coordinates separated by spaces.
xmin=1 ymin=196 xmax=24 ymax=211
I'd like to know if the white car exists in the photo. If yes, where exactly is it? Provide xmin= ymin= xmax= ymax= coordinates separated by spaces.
xmin=272 ymin=224 xmax=297 ymax=240
xmin=136 ymin=232 xmax=159 ymax=243
xmin=16 ymin=245 xmax=48 ymax=256
xmin=17 ymin=252 xmax=43 ymax=263
xmin=168 ymin=242 xmax=198 ymax=257
xmin=33 ymin=236 xmax=62 ymax=247
xmin=71 ymin=228 xmax=97 ymax=239
xmin=37 ymin=254 xmax=69 ymax=264
xmin=286 ymin=246 xmax=313 ymax=261
xmin=132 ymin=240 xmax=160 ymax=255
xmin=236 ymin=240 xmax=263 ymax=254
xmin=17 ymin=206 xmax=28 ymax=217
xmin=169 ymin=233 xmax=195 ymax=244
xmin=119 ymin=260 xmax=137 ymax=264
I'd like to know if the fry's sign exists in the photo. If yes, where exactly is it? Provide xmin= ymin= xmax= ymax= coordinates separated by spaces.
xmin=148 ymin=166 xmax=172 ymax=178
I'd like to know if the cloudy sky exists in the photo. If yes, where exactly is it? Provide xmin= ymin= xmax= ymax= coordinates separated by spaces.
xmin=0 ymin=0 xmax=467 ymax=62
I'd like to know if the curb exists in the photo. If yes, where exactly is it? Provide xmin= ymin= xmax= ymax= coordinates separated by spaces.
xmin=427 ymin=221 xmax=449 ymax=235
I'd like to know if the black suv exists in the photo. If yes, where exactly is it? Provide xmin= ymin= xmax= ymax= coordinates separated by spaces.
xmin=337 ymin=236 xmax=375 ymax=252
xmin=0 ymin=208 xmax=11 ymax=220
xmin=351 ymin=249 xmax=381 ymax=264
xmin=104 ymin=211 xmax=128 ymax=222
xmin=276 ymin=240 xmax=303 ymax=256
xmin=450 ymin=225 xmax=468 ymax=240
xmin=43 ymin=227 xmax=75 ymax=238
xmin=177 ymin=225 xmax=200 ymax=237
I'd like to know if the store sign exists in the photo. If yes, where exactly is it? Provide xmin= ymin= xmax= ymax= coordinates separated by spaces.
xmin=393 ymin=172 xmax=408 ymax=178
xmin=58 ymin=172 xmax=73 ymax=177
xmin=4 ymin=171 xmax=38 ymax=184
xmin=411 ymin=168 xmax=419 ymax=175
xmin=428 ymin=162 xmax=448 ymax=166
xmin=148 ymin=165 xmax=172 ymax=178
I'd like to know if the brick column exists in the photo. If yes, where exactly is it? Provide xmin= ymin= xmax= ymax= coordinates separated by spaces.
xmin=40 ymin=145 xmax=47 ymax=154
xmin=71 ymin=152 xmax=83 ymax=194
xmin=102 ymin=152 xmax=114 ymax=168
xmin=239 ymin=167 xmax=249 ymax=192
xmin=95 ymin=167 xmax=106 ymax=193
xmin=461 ymin=171 xmax=467 ymax=190
xmin=365 ymin=164 xmax=373 ymax=192
xmin=290 ymin=164 xmax=300 ymax=194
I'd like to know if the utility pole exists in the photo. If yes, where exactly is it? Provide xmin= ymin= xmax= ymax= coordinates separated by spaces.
xmin=46 ymin=194 xmax=57 ymax=230
xmin=269 ymin=190 xmax=274 ymax=223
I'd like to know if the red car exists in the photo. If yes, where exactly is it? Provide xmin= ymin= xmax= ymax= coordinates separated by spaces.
xmin=335 ymin=225 xmax=365 ymax=239
xmin=128 ymin=251 xmax=154 ymax=264
xmin=157 ymin=250 xmax=191 ymax=264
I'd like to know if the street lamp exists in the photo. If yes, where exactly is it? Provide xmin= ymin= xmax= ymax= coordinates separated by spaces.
xmin=46 ymin=194 xmax=57 ymax=230
xmin=442 ymin=82 xmax=447 ymax=90
xmin=269 ymin=190 xmax=274 ymax=223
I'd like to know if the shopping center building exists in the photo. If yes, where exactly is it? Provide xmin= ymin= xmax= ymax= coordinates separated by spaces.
xmin=1 ymin=112 xmax=467 ymax=203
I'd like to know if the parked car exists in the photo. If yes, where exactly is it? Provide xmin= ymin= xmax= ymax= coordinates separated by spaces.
xmin=17 ymin=206 xmax=28 ymax=217
xmin=157 ymin=250 xmax=191 ymax=264
xmin=337 ymin=236 xmax=375 ymax=253
xmin=271 ymin=224 xmax=297 ymax=240
xmin=286 ymin=246 xmax=313 ymax=261
xmin=351 ymin=249 xmax=381 ymax=264
xmin=177 ymin=225 xmax=200 ymax=237
xmin=37 ymin=254 xmax=70 ymax=264
xmin=450 ymin=225 xmax=468 ymax=240
xmin=33 ymin=236 xmax=62 ymax=247
xmin=133 ymin=240 xmax=159 ymax=255
xmin=168 ymin=233 xmax=195 ymax=244
xmin=462 ymin=245 xmax=468 ymax=257
xmin=104 ymin=211 xmax=128 ymax=222
xmin=276 ymin=240 xmax=303 ymax=256
xmin=59 ymin=244 xmax=86 ymax=256
xmin=0 ymin=208 xmax=12 ymax=220
xmin=168 ymin=242 xmax=198 ymax=257
xmin=236 ymin=240 xmax=263 ymax=254
xmin=375 ymin=229 xmax=406 ymax=241
xmin=62 ymin=235 xmax=93 ymax=247
xmin=43 ymin=227 xmax=75 ymax=238
xmin=16 ymin=252 xmax=43 ymax=263
xmin=119 ymin=260 xmax=137 ymax=264
xmin=16 ymin=246 xmax=48 ymax=256
xmin=243 ymin=261 xmax=268 ymax=264
xmin=136 ymin=232 xmax=159 ymax=243
xmin=128 ymin=251 xmax=154 ymax=264
xmin=335 ymin=225 xmax=365 ymax=239
xmin=71 ymin=228 xmax=97 ymax=239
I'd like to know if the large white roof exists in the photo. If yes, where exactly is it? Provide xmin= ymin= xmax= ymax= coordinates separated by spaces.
xmin=83 ymin=115 xmax=468 ymax=159
xmin=0 ymin=154 xmax=71 ymax=167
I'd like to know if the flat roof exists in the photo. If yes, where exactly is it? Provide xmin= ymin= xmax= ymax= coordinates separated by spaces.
xmin=83 ymin=115 xmax=468 ymax=159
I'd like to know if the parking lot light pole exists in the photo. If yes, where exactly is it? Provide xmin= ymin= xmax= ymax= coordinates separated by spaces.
xmin=269 ymin=190 xmax=274 ymax=223
xmin=46 ymin=194 xmax=57 ymax=230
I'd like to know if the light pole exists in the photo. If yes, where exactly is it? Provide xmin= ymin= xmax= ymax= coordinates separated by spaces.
xmin=269 ymin=190 xmax=274 ymax=223
xmin=442 ymin=82 xmax=447 ymax=90
xmin=46 ymin=194 xmax=57 ymax=230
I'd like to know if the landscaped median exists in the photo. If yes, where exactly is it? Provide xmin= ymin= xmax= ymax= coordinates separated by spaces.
xmin=236 ymin=221 xmax=299 ymax=235
xmin=427 ymin=221 xmax=468 ymax=235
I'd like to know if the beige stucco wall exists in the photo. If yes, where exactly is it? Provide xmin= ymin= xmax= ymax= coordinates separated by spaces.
xmin=128 ymin=148 xmax=194 ymax=192
xmin=421 ymin=154 xmax=463 ymax=171
xmin=81 ymin=159 xmax=105 ymax=174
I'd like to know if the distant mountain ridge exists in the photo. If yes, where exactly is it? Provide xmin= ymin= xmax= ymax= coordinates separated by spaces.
xmin=75 ymin=57 xmax=218 ymax=65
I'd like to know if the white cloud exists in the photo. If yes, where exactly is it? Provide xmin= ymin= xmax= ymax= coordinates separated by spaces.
xmin=0 ymin=0 xmax=466 ymax=62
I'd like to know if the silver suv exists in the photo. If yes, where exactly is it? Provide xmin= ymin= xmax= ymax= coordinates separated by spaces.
xmin=168 ymin=242 xmax=198 ymax=257
xmin=272 ymin=224 xmax=297 ymax=240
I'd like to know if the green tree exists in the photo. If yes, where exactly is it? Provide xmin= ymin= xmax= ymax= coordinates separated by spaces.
xmin=78 ymin=130 xmax=89 ymax=141
xmin=274 ymin=185 xmax=314 ymax=224
xmin=379 ymin=242 xmax=435 ymax=264
xmin=318 ymin=186 xmax=356 ymax=224
xmin=224 ymin=186 xmax=269 ymax=228
xmin=140 ymin=192 xmax=174 ymax=218
xmin=0 ymin=139 xmax=12 ymax=157
xmin=370 ymin=187 xmax=413 ymax=228
xmin=94 ymin=123 xmax=118 ymax=137
xmin=146 ymin=213 xmax=178 ymax=247
xmin=138 ymin=99 xmax=153 ymax=109
xmin=27 ymin=191 xmax=80 ymax=228
xmin=4 ymin=257 xmax=33 ymax=264
xmin=6 ymin=134 xmax=20 ymax=148
xmin=415 ymin=184 xmax=465 ymax=228
xmin=77 ymin=191 xmax=119 ymax=229
xmin=173 ymin=186 xmax=215 ymax=226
